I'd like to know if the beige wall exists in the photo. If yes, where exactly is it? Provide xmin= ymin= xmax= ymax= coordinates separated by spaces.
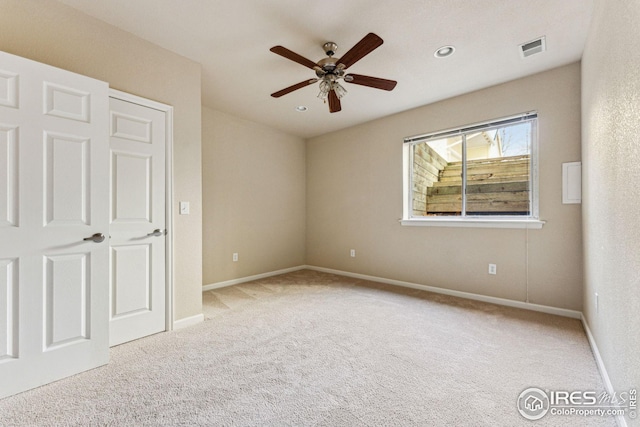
xmin=307 ymin=63 xmax=583 ymax=310
xmin=0 ymin=0 xmax=203 ymax=321
xmin=202 ymin=107 xmax=306 ymax=285
xmin=582 ymin=0 xmax=640 ymax=406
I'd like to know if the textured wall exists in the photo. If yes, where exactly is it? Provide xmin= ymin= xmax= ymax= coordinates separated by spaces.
xmin=307 ymin=63 xmax=583 ymax=310
xmin=0 ymin=0 xmax=203 ymax=321
xmin=582 ymin=0 xmax=640 ymax=412
xmin=202 ymin=107 xmax=306 ymax=285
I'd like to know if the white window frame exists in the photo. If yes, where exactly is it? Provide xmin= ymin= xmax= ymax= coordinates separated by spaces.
xmin=401 ymin=112 xmax=545 ymax=229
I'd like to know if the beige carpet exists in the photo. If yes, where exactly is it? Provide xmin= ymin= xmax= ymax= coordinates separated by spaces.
xmin=0 ymin=270 xmax=615 ymax=426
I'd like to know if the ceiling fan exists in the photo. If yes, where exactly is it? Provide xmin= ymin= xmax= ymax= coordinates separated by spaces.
xmin=270 ymin=33 xmax=397 ymax=113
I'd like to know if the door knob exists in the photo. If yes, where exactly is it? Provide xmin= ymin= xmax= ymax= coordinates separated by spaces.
xmin=147 ymin=229 xmax=166 ymax=237
xmin=83 ymin=233 xmax=105 ymax=243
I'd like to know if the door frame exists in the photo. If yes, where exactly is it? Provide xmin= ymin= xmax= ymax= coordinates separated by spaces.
xmin=108 ymin=89 xmax=174 ymax=332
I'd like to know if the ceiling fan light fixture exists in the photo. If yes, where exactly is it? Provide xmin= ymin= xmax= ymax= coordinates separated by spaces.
xmin=317 ymin=78 xmax=347 ymax=101
xmin=317 ymin=79 xmax=331 ymax=100
xmin=434 ymin=45 xmax=455 ymax=58
xmin=333 ymin=81 xmax=347 ymax=98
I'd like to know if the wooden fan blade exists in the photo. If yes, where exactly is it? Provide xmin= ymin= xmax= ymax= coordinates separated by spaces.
xmin=337 ymin=33 xmax=384 ymax=69
xmin=344 ymin=74 xmax=397 ymax=91
xmin=270 ymin=46 xmax=318 ymax=70
xmin=271 ymin=79 xmax=317 ymax=98
xmin=328 ymin=89 xmax=341 ymax=113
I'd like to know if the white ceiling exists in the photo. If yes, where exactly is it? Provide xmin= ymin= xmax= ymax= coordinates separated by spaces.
xmin=57 ymin=0 xmax=593 ymax=138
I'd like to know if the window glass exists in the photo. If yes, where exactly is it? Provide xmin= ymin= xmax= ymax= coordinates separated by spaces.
xmin=408 ymin=116 xmax=536 ymax=218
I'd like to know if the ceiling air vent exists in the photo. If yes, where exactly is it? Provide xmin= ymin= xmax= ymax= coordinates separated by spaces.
xmin=519 ymin=36 xmax=546 ymax=58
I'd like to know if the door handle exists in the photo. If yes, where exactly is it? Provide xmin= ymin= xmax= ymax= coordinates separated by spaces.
xmin=147 ymin=229 xmax=166 ymax=237
xmin=83 ymin=233 xmax=106 ymax=243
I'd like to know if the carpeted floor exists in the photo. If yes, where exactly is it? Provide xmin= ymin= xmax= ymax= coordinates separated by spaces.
xmin=0 ymin=270 xmax=616 ymax=426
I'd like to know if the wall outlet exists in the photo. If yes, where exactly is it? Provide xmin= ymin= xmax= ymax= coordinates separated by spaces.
xmin=488 ymin=264 xmax=497 ymax=275
xmin=232 ymin=253 xmax=238 ymax=262
xmin=350 ymin=249 xmax=356 ymax=258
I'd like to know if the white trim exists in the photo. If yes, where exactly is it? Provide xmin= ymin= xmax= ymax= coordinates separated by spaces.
xmin=581 ymin=315 xmax=615 ymax=393
xmin=165 ymin=106 xmax=174 ymax=330
xmin=202 ymin=266 xmax=307 ymax=291
xmin=109 ymin=89 xmax=172 ymax=113
xmin=305 ymin=265 xmax=581 ymax=319
xmin=108 ymin=89 xmax=175 ymax=332
xmin=173 ymin=313 xmax=204 ymax=330
xmin=581 ymin=314 xmax=628 ymax=427
xmin=400 ymin=218 xmax=545 ymax=229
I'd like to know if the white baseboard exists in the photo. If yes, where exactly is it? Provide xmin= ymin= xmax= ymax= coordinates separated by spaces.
xmin=202 ymin=265 xmax=307 ymax=292
xmin=306 ymin=265 xmax=582 ymax=319
xmin=581 ymin=314 xmax=628 ymax=427
xmin=173 ymin=313 xmax=204 ymax=330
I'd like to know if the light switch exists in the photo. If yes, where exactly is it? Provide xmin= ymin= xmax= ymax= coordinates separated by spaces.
xmin=179 ymin=201 xmax=190 ymax=215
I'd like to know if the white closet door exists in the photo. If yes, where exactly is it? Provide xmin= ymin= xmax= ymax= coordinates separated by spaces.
xmin=0 ymin=51 xmax=109 ymax=399
xmin=108 ymin=97 xmax=166 ymax=346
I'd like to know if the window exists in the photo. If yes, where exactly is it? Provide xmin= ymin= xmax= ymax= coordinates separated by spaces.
xmin=403 ymin=113 xmax=541 ymax=228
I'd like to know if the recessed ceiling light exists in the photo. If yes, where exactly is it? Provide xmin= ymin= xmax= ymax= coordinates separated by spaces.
xmin=295 ymin=105 xmax=308 ymax=112
xmin=434 ymin=45 xmax=455 ymax=58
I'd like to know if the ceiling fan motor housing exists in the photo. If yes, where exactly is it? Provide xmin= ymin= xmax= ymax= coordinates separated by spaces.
xmin=316 ymin=57 xmax=344 ymax=78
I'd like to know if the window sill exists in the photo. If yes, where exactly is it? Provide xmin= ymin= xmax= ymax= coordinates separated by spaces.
xmin=400 ymin=218 xmax=545 ymax=229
